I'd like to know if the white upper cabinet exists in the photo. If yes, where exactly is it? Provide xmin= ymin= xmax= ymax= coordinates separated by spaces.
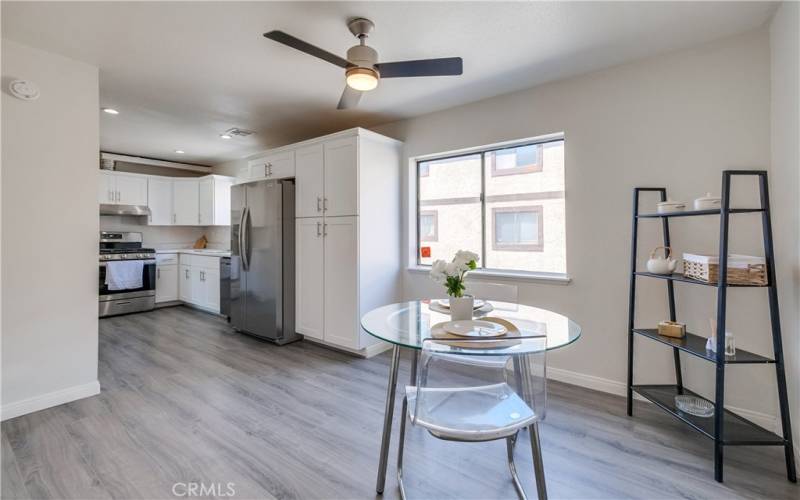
xmin=98 ymin=171 xmax=114 ymax=204
xmin=98 ymin=171 xmax=148 ymax=205
xmin=115 ymin=173 xmax=148 ymax=206
xmin=173 ymin=179 xmax=200 ymax=225
xmin=147 ymin=176 xmax=173 ymax=225
xmin=198 ymin=175 xmax=232 ymax=226
xmin=323 ymin=136 xmax=358 ymax=217
xmin=248 ymin=150 xmax=295 ymax=180
xmin=295 ymin=144 xmax=325 ymax=218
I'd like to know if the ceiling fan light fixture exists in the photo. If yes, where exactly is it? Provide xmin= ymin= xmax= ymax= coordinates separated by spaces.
xmin=346 ymin=67 xmax=379 ymax=91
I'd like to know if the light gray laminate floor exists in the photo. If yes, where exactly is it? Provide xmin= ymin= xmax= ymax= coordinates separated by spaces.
xmin=2 ymin=306 xmax=797 ymax=499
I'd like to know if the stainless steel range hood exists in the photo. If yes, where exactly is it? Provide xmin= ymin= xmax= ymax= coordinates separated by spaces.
xmin=99 ymin=204 xmax=151 ymax=216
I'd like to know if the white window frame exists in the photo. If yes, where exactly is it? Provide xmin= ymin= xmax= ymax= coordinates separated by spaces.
xmin=409 ymin=133 xmax=570 ymax=284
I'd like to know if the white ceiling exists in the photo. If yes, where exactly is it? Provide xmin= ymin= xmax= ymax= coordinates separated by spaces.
xmin=2 ymin=1 xmax=776 ymax=165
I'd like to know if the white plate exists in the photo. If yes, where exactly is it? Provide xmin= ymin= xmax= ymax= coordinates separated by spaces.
xmin=435 ymin=299 xmax=486 ymax=310
xmin=442 ymin=320 xmax=508 ymax=338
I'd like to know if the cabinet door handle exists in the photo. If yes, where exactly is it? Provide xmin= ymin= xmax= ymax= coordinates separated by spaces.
xmin=316 ymin=222 xmax=321 ymax=237
xmin=323 ymin=223 xmax=328 ymax=237
xmin=323 ymin=197 xmax=328 ymax=212
xmin=185 ymin=269 xmax=189 ymax=279
xmin=317 ymin=197 xmax=322 ymax=212
xmin=157 ymin=268 xmax=161 ymax=279
xmin=173 ymin=213 xmax=176 ymax=224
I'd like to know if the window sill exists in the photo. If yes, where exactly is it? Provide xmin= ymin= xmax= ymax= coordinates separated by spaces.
xmin=407 ymin=266 xmax=572 ymax=285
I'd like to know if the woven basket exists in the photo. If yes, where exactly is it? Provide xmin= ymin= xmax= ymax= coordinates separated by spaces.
xmin=683 ymin=254 xmax=767 ymax=285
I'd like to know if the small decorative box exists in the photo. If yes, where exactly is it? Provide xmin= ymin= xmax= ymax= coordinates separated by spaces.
xmin=658 ymin=320 xmax=686 ymax=338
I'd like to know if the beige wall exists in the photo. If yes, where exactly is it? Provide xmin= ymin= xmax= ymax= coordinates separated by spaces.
xmin=1 ymin=40 xmax=100 ymax=418
xmin=373 ymin=29 xmax=782 ymax=426
xmin=769 ymin=0 xmax=800 ymax=460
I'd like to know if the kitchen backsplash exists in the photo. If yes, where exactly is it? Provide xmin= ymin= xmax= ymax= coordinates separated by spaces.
xmin=100 ymin=216 xmax=230 ymax=250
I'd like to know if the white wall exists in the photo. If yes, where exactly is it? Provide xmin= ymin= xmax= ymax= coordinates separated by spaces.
xmin=1 ymin=40 xmax=100 ymax=419
xmin=373 ymin=29 xmax=783 ymax=425
xmin=769 ymin=0 xmax=800 ymax=460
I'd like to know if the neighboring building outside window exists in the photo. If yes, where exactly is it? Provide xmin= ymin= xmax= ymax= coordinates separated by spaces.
xmin=489 ymin=143 xmax=543 ymax=176
xmin=492 ymin=206 xmax=544 ymax=252
xmin=419 ymin=210 xmax=438 ymax=242
xmin=416 ymin=136 xmax=566 ymax=275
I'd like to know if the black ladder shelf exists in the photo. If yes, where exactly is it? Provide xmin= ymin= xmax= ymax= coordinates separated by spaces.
xmin=626 ymin=170 xmax=796 ymax=483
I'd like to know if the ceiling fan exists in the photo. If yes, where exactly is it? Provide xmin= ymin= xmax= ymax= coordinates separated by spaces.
xmin=263 ymin=18 xmax=463 ymax=109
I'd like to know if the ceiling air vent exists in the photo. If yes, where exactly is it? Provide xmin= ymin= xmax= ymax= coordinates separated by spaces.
xmin=224 ymin=127 xmax=255 ymax=138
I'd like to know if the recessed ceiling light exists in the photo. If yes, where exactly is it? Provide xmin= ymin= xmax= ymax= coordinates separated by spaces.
xmin=102 ymin=108 xmax=119 ymax=115
xmin=220 ymin=134 xmax=232 ymax=140
xmin=175 ymin=150 xmax=185 ymax=154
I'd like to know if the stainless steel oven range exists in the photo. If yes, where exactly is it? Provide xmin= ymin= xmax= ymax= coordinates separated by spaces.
xmin=99 ymin=231 xmax=156 ymax=317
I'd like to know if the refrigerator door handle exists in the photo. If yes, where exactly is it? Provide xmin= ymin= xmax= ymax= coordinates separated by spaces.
xmin=237 ymin=205 xmax=246 ymax=254
xmin=241 ymin=206 xmax=252 ymax=271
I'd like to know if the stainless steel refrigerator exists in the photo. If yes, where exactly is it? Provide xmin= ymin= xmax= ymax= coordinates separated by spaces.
xmin=230 ymin=179 xmax=300 ymax=344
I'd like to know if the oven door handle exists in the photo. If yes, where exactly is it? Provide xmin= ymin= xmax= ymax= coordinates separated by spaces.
xmin=99 ymin=259 xmax=156 ymax=267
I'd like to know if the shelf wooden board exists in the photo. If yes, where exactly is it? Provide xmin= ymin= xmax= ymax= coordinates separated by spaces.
xmin=631 ymin=385 xmax=785 ymax=445
xmin=632 ymin=329 xmax=774 ymax=364
xmin=633 ymin=271 xmax=768 ymax=287
xmin=637 ymin=208 xmax=765 ymax=218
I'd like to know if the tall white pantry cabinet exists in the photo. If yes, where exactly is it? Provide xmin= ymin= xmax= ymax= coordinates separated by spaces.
xmin=286 ymin=128 xmax=402 ymax=355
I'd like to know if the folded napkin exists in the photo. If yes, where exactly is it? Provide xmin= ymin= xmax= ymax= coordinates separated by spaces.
xmin=105 ymin=260 xmax=144 ymax=291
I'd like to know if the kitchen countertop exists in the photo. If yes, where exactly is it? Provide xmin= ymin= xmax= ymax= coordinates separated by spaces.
xmin=155 ymin=249 xmax=231 ymax=257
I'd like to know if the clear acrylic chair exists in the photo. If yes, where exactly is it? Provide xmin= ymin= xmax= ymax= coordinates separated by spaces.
xmin=397 ymin=336 xmax=548 ymax=500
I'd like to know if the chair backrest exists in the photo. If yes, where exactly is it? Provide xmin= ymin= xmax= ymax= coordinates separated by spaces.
xmin=464 ymin=282 xmax=519 ymax=303
xmin=414 ymin=336 xmax=547 ymax=431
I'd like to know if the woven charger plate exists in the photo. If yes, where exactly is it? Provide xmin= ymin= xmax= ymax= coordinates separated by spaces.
xmin=430 ymin=317 xmax=521 ymax=349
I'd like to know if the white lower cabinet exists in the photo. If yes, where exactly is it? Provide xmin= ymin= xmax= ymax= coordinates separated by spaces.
xmin=156 ymin=254 xmax=179 ymax=303
xmin=179 ymin=263 xmax=193 ymax=302
xmin=296 ymin=218 xmax=324 ymax=340
xmin=296 ymin=216 xmax=363 ymax=350
xmin=322 ymin=217 xmax=359 ymax=349
xmin=179 ymin=254 xmax=221 ymax=313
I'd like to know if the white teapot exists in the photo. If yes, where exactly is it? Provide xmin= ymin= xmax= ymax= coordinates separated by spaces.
xmin=647 ymin=246 xmax=678 ymax=275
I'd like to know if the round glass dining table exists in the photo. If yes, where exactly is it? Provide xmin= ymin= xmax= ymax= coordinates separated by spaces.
xmin=361 ymin=300 xmax=582 ymax=494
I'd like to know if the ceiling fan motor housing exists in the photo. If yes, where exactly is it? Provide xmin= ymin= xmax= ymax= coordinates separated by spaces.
xmin=347 ymin=44 xmax=378 ymax=72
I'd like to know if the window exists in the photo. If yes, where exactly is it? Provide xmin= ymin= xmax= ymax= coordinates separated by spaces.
xmin=492 ymin=206 xmax=543 ymax=251
xmin=419 ymin=210 xmax=438 ymax=242
xmin=416 ymin=136 xmax=565 ymax=274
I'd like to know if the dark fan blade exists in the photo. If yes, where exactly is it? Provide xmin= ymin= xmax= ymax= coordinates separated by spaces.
xmin=375 ymin=57 xmax=462 ymax=78
xmin=337 ymin=86 xmax=363 ymax=110
xmin=263 ymin=30 xmax=350 ymax=68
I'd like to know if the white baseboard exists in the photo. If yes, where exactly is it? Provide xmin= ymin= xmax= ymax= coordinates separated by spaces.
xmin=1 ymin=381 xmax=100 ymax=421
xmin=303 ymin=337 xmax=391 ymax=358
xmin=363 ymin=341 xmax=393 ymax=358
xmin=546 ymin=366 xmax=780 ymax=433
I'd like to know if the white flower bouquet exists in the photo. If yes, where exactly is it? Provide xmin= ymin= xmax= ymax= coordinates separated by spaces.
xmin=429 ymin=250 xmax=479 ymax=298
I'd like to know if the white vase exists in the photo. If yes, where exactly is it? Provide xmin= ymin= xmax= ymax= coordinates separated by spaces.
xmin=449 ymin=296 xmax=474 ymax=321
